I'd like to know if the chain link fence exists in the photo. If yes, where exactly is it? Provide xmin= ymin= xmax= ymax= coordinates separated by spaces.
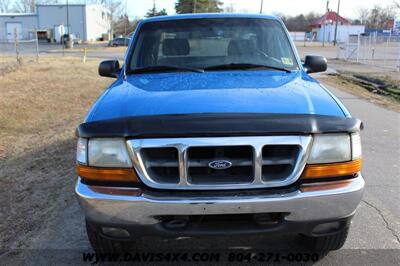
xmin=0 ymin=27 xmax=40 ymax=64
xmin=1 ymin=27 xmax=125 ymax=68
xmin=337 ymin=34 xmax=400 ymax=72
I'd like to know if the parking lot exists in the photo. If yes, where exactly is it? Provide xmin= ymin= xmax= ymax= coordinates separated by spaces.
xmin=0 ymin=42 xmax=399 ymax=264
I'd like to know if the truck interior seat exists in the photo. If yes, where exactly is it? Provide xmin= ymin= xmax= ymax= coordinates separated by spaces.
xmin=162 ymin=38 xmax=190 ymax=56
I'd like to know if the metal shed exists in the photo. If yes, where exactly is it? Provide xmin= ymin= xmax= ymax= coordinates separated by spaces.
xmin=0 ymin=4 xmax=111 ymax=42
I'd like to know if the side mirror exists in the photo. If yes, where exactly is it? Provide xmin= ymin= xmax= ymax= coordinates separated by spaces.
xmin=303 ymin=55 xmax=327 ymax=74
xmin=99 ymin=60 xmax=120 ymax=78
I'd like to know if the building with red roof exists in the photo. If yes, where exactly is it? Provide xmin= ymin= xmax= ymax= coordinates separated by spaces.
xmin=310 ymin=11 xmax=352 ymax=28
xmin=309 ymin=11 xmax=364 ymax=43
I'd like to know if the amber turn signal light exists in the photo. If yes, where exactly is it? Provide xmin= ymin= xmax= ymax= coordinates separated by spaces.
xmin=300 ymin=180 xmax=352 ymax=192
xmin=77 ymin=165 xmax=140 ymax=183
xmin=301 ymin=159 xmax=362 ymax=179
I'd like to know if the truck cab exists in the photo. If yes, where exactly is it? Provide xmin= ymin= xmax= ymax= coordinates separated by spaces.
xmin=75 ymin=14 xmax=364 ymax=253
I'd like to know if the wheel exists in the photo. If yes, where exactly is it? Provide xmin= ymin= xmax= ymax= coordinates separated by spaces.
xmin=86 ymin=220 xmax=132 ymax=253
xmin=303 ymin=226 xmax=349 ymax=251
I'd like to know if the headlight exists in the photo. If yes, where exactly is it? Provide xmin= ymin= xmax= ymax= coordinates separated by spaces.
xmin=76 ymin=138 xmax=88 ymax=165
xmin=302 ymin=133 xmax=362 ymax=180
xmin=308 ymin=134 xmax=351 ymax=164
xmin=88 ymin=138 xmax=132 ymax=167
xmin=351 ymin=133 xmax=362 ymax=160
xmin=76 ymin=138 xmax=138 ymax=183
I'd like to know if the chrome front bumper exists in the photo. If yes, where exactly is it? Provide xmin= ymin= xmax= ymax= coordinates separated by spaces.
xmin=76 ymin=175 xmax=364 ymax=229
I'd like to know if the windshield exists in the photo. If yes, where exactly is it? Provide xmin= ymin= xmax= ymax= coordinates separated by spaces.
xmin=128 ymin=18 xmax=299 ymax=72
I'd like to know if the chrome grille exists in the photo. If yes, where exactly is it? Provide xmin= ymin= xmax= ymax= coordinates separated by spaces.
xmin=262 ymin=145 xmax=299 ymax=181
xmin=127 ymin=136 xmax=312 ymax=190
xmin=140 ymin=148 xmax=179 ymax=184
xmin=188 ymin=146 xmax=254 ymax=184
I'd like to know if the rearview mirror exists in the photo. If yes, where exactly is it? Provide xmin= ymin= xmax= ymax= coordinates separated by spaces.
xmin=303 ymin=56 xmax=327 ymax=74
xmin=99 ymin=60 xmax=120 ymax=78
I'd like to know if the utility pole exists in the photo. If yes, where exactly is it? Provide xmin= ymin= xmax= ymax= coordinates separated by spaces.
xmin=260 ymin=0 xmax=264 ymax=14
xmin=333 ymin=0 xmax=341 ymax=46
xmin=152 ymin=0 xmax=156 ymax=16
xmin=322 ymin=0 xmax=329 ymax=47
xmin=66 ymin=0 xmax=70 ymax=35
xmin=193 ymin=0 xmax=197 ymax=13
xmin=124 ymin=0 xmax=127 ymax=36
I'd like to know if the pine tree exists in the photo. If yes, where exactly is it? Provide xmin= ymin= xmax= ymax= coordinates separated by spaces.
xmin=175 ymin=0 xmax=223 ymax=14
xmin=145 ymin=0 xmax=168 ymax=17
xmin=145 ymin=7 xmax=168 ymax=17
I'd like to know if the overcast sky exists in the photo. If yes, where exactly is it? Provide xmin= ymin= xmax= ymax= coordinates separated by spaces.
xmin=127 ymin=0 xmax=398 ymax=19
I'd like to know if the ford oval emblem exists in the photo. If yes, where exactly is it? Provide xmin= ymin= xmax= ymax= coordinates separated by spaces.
xmin=208 ymin=160 xmax=232 ymax=170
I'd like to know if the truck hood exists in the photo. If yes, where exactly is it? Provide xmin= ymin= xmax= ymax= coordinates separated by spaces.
xmin=87 ymin=71 xmax=346 ymax=122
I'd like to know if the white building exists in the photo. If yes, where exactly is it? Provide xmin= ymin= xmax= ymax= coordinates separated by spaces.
xmin=0 ymin=4 xmax=111 ymax=42
xmin=310 ymin=11 xmax=365 ymax=43
xmin=394 ymin=16 xmax=400 ymax=34
xmin=314 ymin=24 xmax=365 ymax=43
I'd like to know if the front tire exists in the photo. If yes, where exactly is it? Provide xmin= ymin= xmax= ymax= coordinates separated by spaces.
xmin=303 ymin=226 xmax=349 ymax=251
xmin=86 ymin=220 xmax=132 ymax=253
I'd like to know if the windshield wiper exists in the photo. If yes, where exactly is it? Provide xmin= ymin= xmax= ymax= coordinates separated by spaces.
xmin=204 ymin=63 xmax=292 ymax=73
xmin=127 ymin=65 xmax=204 ymax=74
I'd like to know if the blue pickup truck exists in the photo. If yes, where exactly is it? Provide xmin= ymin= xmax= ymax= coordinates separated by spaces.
xmin=75 ymin=14 xmax=364 ymax=253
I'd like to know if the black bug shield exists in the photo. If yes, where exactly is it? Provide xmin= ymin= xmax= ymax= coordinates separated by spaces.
xmin=76 ymin=113 xmax=363 ymax=138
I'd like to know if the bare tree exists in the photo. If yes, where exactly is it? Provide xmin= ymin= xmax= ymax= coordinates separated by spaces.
xmin=113 ymin=14 xmax=140 ymax=36
xmin=0 ymin=0 xmax=12 ymax=13
xmin=106 ymin=0 xmax=123 ymax=21
xmin=356 ymin=7 xmax=370 ymax=24
xmin=278 ymin=12 xmax=321 ymax=32
xmin=35 ymin=0 xmax=61 ymax=4
xmin=366 ymin=5 xmax=396 ymax=29
xmin=394 ymin=1 xmax=400 ymax=9
xmin=13 ymin=0 xmax=35 ymax=13
xmin=104 ymin=0 xmax=124 ymax=37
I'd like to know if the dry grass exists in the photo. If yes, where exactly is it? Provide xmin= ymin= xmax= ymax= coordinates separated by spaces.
xmin=0 ymin=56 xmax=110 ymax=155
xmin=317 ymin=74 xmax=400 ymax=113
xmin=0 ymin=56 xmax=110 ymax=248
